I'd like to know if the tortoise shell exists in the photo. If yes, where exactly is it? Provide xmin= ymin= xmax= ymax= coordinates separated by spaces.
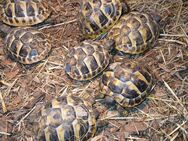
xmin=81 ymin=0 xmax=129 ymax=39
xmin=106 ymin=11 xmax=161 ymax=55
xmin=37 ymin=95 xmax=96 ymax=141
xmin=1 ymin=0 xmax=51 ymax=26
xmin=4 ymin=27 xmax=51 ymax=65
xmin=100 ymin=61 xmax=154 ymax=108
xmin=65 ymin=40 xmax=112 ymax=81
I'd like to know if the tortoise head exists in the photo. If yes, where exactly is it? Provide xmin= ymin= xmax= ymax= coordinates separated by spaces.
xmin=103 ymin=39 xmax=116 ymax=53
xmin=149 ymin=12 xmax=162 ymax=24
xmin=149 ymin=12 xmax=169 ymax=31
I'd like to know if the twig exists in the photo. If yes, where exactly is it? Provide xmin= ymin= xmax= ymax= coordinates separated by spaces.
xmin=163 ymin=80 xmax=188 ymax=120
xmin=158 ymin=39 xmax=186 ymax=45
xmin=39 ymin=19 xmax=78 ymax=30
xmin=160 ymin=34 xmax=187 ymax=37
xmin=175 ymin=2 xmax=183 ymax=25
xmin=0 ymin=92 xmax=7 ymax=113
xmin=46 ymin=61 xmax=64 ymax=67
xmin=16 ymin=106 xmax=36 ymax=127
xmin=160 ymin=49 xmax=167 ymax=65
xmin=0 ymin=131 xmax=11 ymax=136
xmin=148 ymin=96 xmax=188 ymax=105
xmin=164 ymin=120 xmax=187 ymax=141
xmin=5 ymin=78 xmax=18 ymax=97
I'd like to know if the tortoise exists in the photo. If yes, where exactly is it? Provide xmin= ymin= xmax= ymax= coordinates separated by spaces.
xmin=1 ymin=0 xmax=51 ymax=27
xmin=65 ymin=40 xmax=115 ymax=81
xmin=4 ymin=27 xmax=51 ymax=65
xmin=106 ymin=11 xmax=161 ymax=57
xmin=36 ymin=94 xmax=97 ymax=141
xmin=100 ymin=61 xmax=155 ymax=109
xmin=80 ymin=0 xmax=130 ymax=39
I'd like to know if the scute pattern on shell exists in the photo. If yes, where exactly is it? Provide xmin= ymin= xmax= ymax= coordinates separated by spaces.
xmin=37 ymin=95 xmax=96 ymax=141
xmin=65 ymin=40 xmax=110 ymax=81
xmin=107 ymin=11 xmax=161 ymax=55
xmin=81 ymin=0 xmax=125 ymax=38
xmin=2 ymin=0 xmax=51 ymax=26
xmin=5 ymin=27 xmax=51 ymax=64
xmin=100 ymin=61 xmax=154 ymax=107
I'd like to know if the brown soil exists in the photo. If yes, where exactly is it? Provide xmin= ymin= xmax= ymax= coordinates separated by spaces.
xmin=0 ymin=0 xmax=188 ymax=141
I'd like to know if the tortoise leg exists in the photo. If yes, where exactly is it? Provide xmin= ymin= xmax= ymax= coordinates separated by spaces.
xmin=114 ymin=52 xmax=142 ymax=61
xmin=95 ymin=92 xmax=105 ymax=100
xmin=33 ymin=18 xmax=55 ymax=29
xmin=103 ymin=39 xmax=116 ymax=53
xmin=35 ymin=15 xmax=65 ymax=29
xmin=116 ymin=105 xmax=129 ymax=117
xmin=104 ymin=96 xmax=117 ymax=107
xmin=95 ymin=93 xmax=116 ymax=110
xmin=96 ymin=116 xmax=109 ymax=132
xmin=106 ymin=104 xmax=128 ymax=117
xmin=0 ymin=22 xmax=12 ymax=38
xmin=112 ymin=53 xmax=131 ymax=62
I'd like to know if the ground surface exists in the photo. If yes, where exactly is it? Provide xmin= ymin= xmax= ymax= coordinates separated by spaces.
xmin=0 ymin=0 xmax=188 ymax=141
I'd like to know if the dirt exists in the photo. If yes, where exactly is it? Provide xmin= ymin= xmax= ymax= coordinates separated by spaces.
xmin=0 ymin=0 xmax=188 ymax=141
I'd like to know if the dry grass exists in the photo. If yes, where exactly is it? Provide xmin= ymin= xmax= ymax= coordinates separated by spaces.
xmin=0 ymin=0 xmax=188 ymax=141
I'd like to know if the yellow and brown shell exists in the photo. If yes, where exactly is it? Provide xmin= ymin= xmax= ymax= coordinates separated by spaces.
xmin=5 ymin=27 xmax=51 ymax=65
xmin=107 ymin=11 xmax=161 ymax=55
xmin=37 ymin=95 xmax=96 ymax=141
xmin=65 ymin=40 xmax=111 ymax=81
xmin=100 ymin=61 xmax=154 ymax=108
xmin=81 ymin=0 xmax=129 ymax=39
xmin=2 ymin=0 xmax=51 ymax=26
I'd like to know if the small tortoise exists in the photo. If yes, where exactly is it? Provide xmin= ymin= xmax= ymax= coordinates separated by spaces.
xmin=1 ymin=0 xmax=51 ymax=26
xmin=65 ymin=40 xmax=115 ymax=81
xmin=100 ymin=61 xmax=154 ymax=108
xmin=106 ymin=11 xmax=161 ymax=56
xmin=4 ymin=27 xmax=51 ymax=65
xmin=37 ymin=95 xmax=96 ymax=141
xmin=81 ymin=0 xmax=129 ymax=39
